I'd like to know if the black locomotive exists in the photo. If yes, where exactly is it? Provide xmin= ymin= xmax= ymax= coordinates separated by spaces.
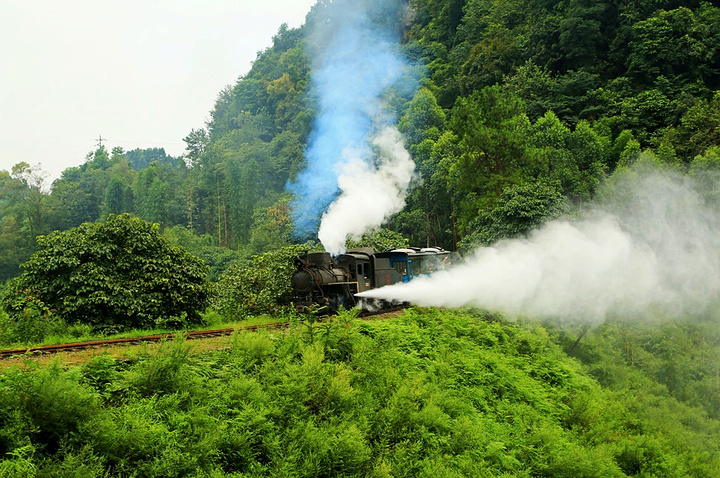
xmin=291 ymin=247 xmax=450 ymax=312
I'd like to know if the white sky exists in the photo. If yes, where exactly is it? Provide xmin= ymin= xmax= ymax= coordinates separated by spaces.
xmin=0 ymin=0 xmax=317 ymax=185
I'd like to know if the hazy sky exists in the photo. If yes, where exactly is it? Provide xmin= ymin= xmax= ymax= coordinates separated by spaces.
xmin=0 ymin=0 xmax=317 ymax=185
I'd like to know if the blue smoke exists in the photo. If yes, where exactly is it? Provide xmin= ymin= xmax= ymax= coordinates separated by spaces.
xmin=288 ymin=1 xmax=409 ymax=239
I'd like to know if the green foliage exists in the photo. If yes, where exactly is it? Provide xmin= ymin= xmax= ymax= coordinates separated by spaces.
xmin=527 ymin=111 xmax=608 ymax=199
xmin=2 ymin=214 xmax=209 ymax=333
xmin=121 ymin=338 xmax=198 ymax=398
xmin=2 ymin=1 xmax=720 ymax=278
xmin=100 ymin=175 xmax=134 ymax=217
xmin=248 ymin=196 xmax=294 ymax=255
xmin=182 ymin=128 xmax=209 ymax=166
xmin=125 ymin=148 xmax=182 ymax=171
xmin=212 ymin=242 xmax=318 ymax=319
xmin=445 ymin=85 xmax=533 ymax=233
xmin=164 ymin=225 xmax=241 ymax=281
xmin=459 ymin=179 xmax=568 ymax=250
xmin=0 ymin=445 xmax=38 ymax=478
xmin=345 ymin=227 xmax=409 ymax=253
xmin=399 ymin=87 xmax=446 ymax=151
xmin=438 ymin=87 xmax=609 ymax=244
xmin=2 ymin=3 xmax=720 ymax=473
xmin=0 ymin=283 xmax=68 ymax=345
xmin=1 ymin=309 xmax=720 ymax=476
xmin=0 ymin=363 xmax=99 ymax=455
xmin=0 ymin=163 xmax=50 ymax=280
xmin=667 ymin=92 xmax=720 ymax=160
xmin=689 ymin=146 xmax=720 ymax=204
xmin=627 ymin=7 xmax=719 ymax=87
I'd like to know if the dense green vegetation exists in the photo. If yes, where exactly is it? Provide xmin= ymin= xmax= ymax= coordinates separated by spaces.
xmin=1 ymin=0 xmax=718 ymax=275
xmin=1 ymin=1 xmax=720 ymax=475
xmin=0 ymin=214 xmax=209 ymax=342
xmin=1 ymin=309 xmax=720 ymax=477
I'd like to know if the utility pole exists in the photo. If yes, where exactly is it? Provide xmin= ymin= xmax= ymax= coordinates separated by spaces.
xmin=95 ymin=135 xmax=105 ymax=148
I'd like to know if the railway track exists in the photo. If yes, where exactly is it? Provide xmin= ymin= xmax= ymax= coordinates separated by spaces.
xmin=0 ymin=306 xmax=407 ymax=360
xmin=0 ymin=322 xmax=286 ymax=359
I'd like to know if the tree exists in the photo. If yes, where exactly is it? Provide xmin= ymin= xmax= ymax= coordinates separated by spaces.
xmin=85 ymin=146 xmax=110 ymax=170
xmin=47 ymin=162 xmax=108 ymax=229
xmin=446 ymin=86 xmax=533 ymax=234
xmin=249 ymin=196 xmax=293 ymax=255
xmin=164 ymin=225 xmax=241 ymax=281
xmin=527 ymin=112 xmax=607 ymax=200
xmin=688 ymin=146 xmax=720 ymax=204
xmin=2 ymin=214 xmax=209 ymax=331
xmin=669 ymin=92 xmax=720 ymax=161
xmin=125 ymin=148 xmax=181 ymax=171
xmin=554 ymin=0 xmax=613 ymax=73
xmin=399 ymin=87 xmax=446 ymax=153
xmin=345 ymin=227 xmax=409 ymax=252
xmin=100 ymin=176 xmax=134 ymax=217
xmin=459 ymin=179 xmax=568 ymax=251
xmin=0 ymin=163 xmax=50 ymax=278
xmin=182 ymin=128 xmax=209 ymax=166
xmin=0 ymin=214 xmax=31 ymax=282
xmin=627 ymin=7 xmax=719 ymax=87
xmin=2 ymin=162 xmax=49 ymax=239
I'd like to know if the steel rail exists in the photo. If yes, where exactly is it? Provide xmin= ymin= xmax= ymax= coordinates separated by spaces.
xmin=0 ymin=322 xmax=286 ymax=359
xmin=0 ymin=306 xmax=406 ymax=360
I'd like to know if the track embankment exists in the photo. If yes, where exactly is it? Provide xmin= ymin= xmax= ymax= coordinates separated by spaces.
xmin=0 ymin=323 xmax=285 ymax=365
xmin=0 ymin=307 xmax=408 ymax=367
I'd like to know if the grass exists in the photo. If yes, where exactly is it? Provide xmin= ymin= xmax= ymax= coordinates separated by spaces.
xmin=0 ymin=309 xmax=292 ymax=350
xmin=2 ymin=308 xmax=720 ymax=476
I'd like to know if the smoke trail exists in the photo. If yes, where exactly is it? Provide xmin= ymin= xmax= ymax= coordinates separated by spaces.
xmin=359 ymin=166 xmax=720 ymax=324
xmin=318 ymin=126 xmax=416 ymax=254
xmin=287 ymin=0 xmax=414 ymax=251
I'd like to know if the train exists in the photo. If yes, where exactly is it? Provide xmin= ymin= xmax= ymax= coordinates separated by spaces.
xmin=291 ymin=246 xmax=451 ymax=312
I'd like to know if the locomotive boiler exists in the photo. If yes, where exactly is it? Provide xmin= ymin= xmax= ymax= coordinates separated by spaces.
xmin=291 ymin=247 xmax=450 ymax=312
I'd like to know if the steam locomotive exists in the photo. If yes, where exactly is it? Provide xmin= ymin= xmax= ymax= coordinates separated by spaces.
xmin=291 ymin=247 xmax=450 ymax=312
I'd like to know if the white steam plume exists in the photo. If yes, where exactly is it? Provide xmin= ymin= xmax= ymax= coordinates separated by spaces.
xmin=359 ymin=167 xmax=720 ymax=324
xmin=319 ymin=126 xmax=416 ymax=255
xmin=288 ymin=0 xmax=414 ymax=243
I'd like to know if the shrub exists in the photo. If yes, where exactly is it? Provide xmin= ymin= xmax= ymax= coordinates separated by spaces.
xmin=212 ymin=242 xmax=318 ymax=319
xmin=1 ymin=214 xmax=210 ymax=332
xmin=0 ymin=445 xmax=38 ymax=478
xmin=0 ymin=364 xmax=99 ymax=454
xmin=122 ymin=337 xmax=196 ymax=398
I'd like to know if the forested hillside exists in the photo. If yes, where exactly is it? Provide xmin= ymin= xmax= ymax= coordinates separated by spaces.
xmin=3 ymin=1 xmax=720 ymax=476
xmin=1 ymin=0 xmax=718 ymax=280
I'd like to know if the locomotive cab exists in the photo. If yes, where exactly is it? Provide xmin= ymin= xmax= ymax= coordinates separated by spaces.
xmin=335 ymin=248 xmax=374 ymax=293
xmin=406 ymin=247 xmax=451 ymax=277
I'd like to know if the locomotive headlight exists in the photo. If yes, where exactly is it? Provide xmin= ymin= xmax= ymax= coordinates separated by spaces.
xmin=291 ymin=270 xmax=315 ymax=293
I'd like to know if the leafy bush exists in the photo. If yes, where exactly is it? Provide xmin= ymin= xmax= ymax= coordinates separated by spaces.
xmin=345 ymin=227 xmax=410 ymax=252
xmin=459 ymin=179 xmax=568 ymax=251
xmin=0 ymin=364 xmax=99 ymax=455
xmin=121 ymin=337 xmax=197 ymax=398
xmin=0 ymin=281 xmax=71 ymax=345
xmin=0 ymin=445 xmax=38 ymax=478
xmin=212 ymin=241 xmax=318 ymax=319
xmin=1 ymin=214 xmax=210 ymax=332
xmin=164 ymin=225 xmax=242 ymax=281
xmin=1 ymin=309 xmax=720 ymax=476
